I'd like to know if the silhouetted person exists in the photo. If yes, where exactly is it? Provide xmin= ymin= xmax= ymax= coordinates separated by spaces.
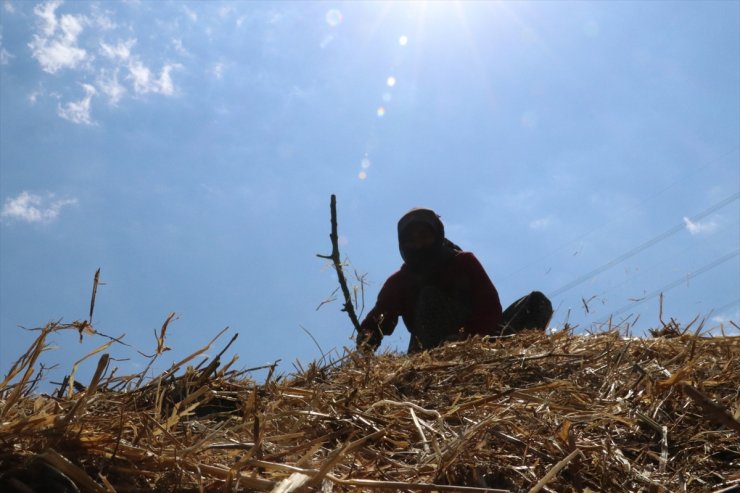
xmin=357 ymin=208 xmax=552 ymax=353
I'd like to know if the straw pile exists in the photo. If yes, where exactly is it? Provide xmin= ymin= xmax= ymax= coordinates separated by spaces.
xmin=1 ymin=321 xmax=738 ymax=493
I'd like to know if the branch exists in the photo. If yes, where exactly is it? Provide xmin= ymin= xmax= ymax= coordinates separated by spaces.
xmin=317 ymin=194 xmax=362 ymax=334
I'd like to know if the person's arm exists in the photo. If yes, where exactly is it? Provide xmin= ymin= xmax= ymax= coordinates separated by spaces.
xmin=357 ymin=271 xmax=404 ymax=351
xmin=458 ymin=253 xmax=503 ymax=336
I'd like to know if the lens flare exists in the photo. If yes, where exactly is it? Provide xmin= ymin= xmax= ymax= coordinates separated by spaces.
xmin=376 ymin=106 xmax=385 ymax=117
xmin=386 ymin=76 xmax=396 ymax=87
xmin=361 ymin=157 xmax=371 ymax=169
xmin=399 ymin=35 xmax=408 ymax=46
xmin=358 ymin=171 xmax=367 ymax=180
xmin=325 ymin=9 xmax=343 ymax=27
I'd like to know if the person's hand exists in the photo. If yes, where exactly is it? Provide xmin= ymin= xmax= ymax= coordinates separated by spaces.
xmin=356 ymin=328 xmax=381 ymax=354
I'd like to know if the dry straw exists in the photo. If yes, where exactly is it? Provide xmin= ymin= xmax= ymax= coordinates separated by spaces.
xmin=1 ymin=321 xmax=739 ymax=492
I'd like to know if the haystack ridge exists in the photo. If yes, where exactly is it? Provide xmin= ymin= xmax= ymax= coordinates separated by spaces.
xmin=1 ymin=321 xmax=739 ymax=492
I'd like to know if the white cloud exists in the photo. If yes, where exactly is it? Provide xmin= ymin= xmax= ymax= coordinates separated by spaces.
xmin=25 ymin=1 xmax=184 ymax=121
xmin=183 ymin=5 xmax=197 ymax=22
xmin=99 ymin=38 xmax=135 ymax=61
xmin=35 ymin=0 xmax=61 ymax=36
xmin=171 ymin=38 xmax=188 ymax=56
xmin=128 ymin=60 xmax=180 ymax=96
xmin=711 ymin=310 xmax=740 ymax=335
xmin=712 ymin=314 xmax=733 ymax=324
xmin=4 ymin=2 xmax=16 ymax=13
xmin=97 ymin=69 xmax=125 ymax=104
xmin=683 ymin=216 xmax=718 ymax=236
xmin=218 ymin=6 xmax=235 ymax=19
xmin=1 ymin=192 xmax=77 ymax=223
xmin=29 ymin=0 xmax=89 ymax=73
xmin=57 ymin=83 xmax=96 ymax=124
xmin=28 ymin=90 xmax=42 ymax=104
xmin=211 ymin=62 xmax=224 ymax=79
xmin=529 ymin=217 xmax=552 ymax=230
xmin=0 ymin=33 xmax=12 ymax=64
xmin=89 ymin=5 xmax=116 ymax=30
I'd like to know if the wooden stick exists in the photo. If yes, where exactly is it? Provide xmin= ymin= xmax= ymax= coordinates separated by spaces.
xmin=317 ymin=194 xmax=361 ymax=334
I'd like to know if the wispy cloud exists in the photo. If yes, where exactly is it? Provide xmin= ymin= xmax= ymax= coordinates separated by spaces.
xmin=99 ymin=38 xmax=135 ymax=61
xmin=210 ymin=62 xmax=224 ymax=79
xmin=529 ymin=217 xmax=554 ymax=231
xmin=0 ymin=48 xmax=11 ymax=65
xmin=128 ymin=60 xmax=180 ymax=96
xmin=57 ymin=83 xmax=96 ymax=124
xmin=711 ymin=309 xmax=740 ymax=335
xmin=183 ymin=5 xmax=197 ymax=23
xmin=23 ymin=1 xmax=184 ymax=123
xmin=683 ymin=216 xmax=718 ymax=235
xmin=89 ymin=4 xmax=116 ymax=30
xmin=0 ymin=32 xmax=12 ymax=65
xmin=28 ymin=88 xmax=44 ymax=104
xmin=218 ymin=6 xmax=235 ymax=18
xmin=29 ymin=0 xmax=89 ymax=73
xmin=4 ymin=2 xmax=16 ymax=14
xmin=1 ymin=191 xmax=78 ymax=223
xmin=97 ymin=68 xmax=125 ymax=105
xmin=171 ymin=38 xmax=189 ymax=56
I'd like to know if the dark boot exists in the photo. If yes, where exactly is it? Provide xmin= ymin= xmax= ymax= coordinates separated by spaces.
xmin=499 ymin=291 xmax=553 ymax=335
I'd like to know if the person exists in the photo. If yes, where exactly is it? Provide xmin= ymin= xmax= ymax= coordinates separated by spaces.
xmin=357 ymin=208 xmax=553 ymax=353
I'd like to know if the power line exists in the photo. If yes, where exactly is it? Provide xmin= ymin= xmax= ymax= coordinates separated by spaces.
xmin=548 ymin=191 xmax=740 ymax=298
xmin=499 ymin=145 xmax=740 ymax=283
xmin=607 ymin=248 xmax=740 ymax=318
xmin=713 ymin=298 xmax=740 ymax=314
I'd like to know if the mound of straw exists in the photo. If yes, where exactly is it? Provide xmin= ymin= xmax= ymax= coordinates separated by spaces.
xmin=1 ymin=321 xmax=739 ymax=493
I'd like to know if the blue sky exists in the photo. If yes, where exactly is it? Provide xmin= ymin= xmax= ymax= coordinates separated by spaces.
xmin=1 ymin=1 xmax=738 ymax=386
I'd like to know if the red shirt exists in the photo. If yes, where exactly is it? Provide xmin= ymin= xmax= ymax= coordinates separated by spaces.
xmin=359 ymin=252 xmax=503 ymax=343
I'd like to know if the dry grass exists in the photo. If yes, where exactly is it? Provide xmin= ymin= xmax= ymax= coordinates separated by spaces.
xmin=1 ymin=320 xmax=739 ymax=492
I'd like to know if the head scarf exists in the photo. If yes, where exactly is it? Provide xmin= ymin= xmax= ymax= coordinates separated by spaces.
xmin=397 ymin=208 xmax=460 ymax=277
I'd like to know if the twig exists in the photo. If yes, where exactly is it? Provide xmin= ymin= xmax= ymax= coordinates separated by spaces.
xmin=316 ymin=194 xmax=361 ymax=334
xmin=57 ymin=353 xmax=109 ymax=430
xmin=679 ymin=382 xmax=740 ymax=432
xmin=307 ymin=429 xmax=386 ymax=487
xmin=325 ymin=475 xmax=511 ymax=492
xmin=89 ymin=268 xmax=101 ymax=323
xmin=367 ymin=399 xmax=442 ymax=420
xmin=528 ymin=448 xmax=583 ymax=493
xmin=38 ymin=449 xmax=108 ymax=493
xmin=299 ymin=325 xmax=326 ymax=360
xmin=409 ymin=407 xmax=430 ymax=454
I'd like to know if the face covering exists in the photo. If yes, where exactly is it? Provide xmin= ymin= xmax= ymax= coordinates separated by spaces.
xmin=403 ymin=244 xmax=445 ymax=273
xmin=397 ymin=208 xmax=459 ymax=278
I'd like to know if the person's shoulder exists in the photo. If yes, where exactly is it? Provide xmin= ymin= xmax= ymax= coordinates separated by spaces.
xmin=376 ymin=265 xmax=410 ymax=300
xmin=384 ymin=264 xmax=410 ymax=285
xmin=451 ymin=251 xmax=486 ymax=269
xmin=453 ymin=251 xmax=479 ymax=262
